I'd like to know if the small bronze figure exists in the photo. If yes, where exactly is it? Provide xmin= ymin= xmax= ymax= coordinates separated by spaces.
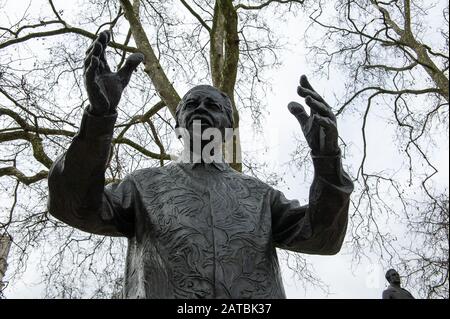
xmin=382 ymin=269 xmax=415 ymax=299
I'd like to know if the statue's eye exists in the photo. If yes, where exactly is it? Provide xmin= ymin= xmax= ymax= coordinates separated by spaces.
xmin=208 ymin=102 xmax=221 ymax=110
xmin=185 ymin=101 xmax=197 ymax=109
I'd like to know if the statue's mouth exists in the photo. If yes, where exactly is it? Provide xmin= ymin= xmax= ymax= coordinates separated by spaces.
xmin=188 ymin=114 xmax=214 ymax=128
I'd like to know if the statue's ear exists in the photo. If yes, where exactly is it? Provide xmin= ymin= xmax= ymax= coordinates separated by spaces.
xmin=174 ymin=117 xmax=180 ymax=138
xmin=220 ymin=93 xmax=234 ymax=128
xmin=174 ymin=100 xmax=184 ymax=130
xmin=175 ymin=126 xmax=189 ymax=140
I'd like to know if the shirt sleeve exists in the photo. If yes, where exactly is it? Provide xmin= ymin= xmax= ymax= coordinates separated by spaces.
xmin=270 ymin=152 xmax=354 ymax=255
xmin=47 ymin=109 xmax=135 ymax=237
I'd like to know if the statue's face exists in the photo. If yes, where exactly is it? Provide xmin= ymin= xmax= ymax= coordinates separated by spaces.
xmin=177 ymin=86 xmax=232 ymax=134
xmin=387 ymin=270 xmax=401 ymax=284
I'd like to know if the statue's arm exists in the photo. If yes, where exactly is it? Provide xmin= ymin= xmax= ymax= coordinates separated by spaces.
xmin=270 ymin=153 xmax=353 ymax=255
xmin=47 ymin=110 xmax=136 ymax=237
xmin=47 ymin=31 xmax=143 ymax=237
xmin=272 ymin=75 xmax=354 ymax=254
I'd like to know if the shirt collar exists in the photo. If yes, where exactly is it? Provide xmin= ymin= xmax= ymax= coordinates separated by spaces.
xmin=175 ymin=151 xmax=229 ymax=172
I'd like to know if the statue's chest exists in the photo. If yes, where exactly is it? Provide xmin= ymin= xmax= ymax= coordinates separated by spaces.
xmin=131 ymin=168 xmax=277 ymax=298
xmin=137 ymin=169 xmax=272 ymax=250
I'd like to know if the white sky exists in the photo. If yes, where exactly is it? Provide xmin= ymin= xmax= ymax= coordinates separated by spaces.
xmin=1 ymin=0 xmax=448 ymax=299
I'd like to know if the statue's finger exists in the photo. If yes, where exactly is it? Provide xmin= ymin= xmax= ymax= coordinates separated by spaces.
xmin=97 ymin=34 xmax=112 ymax=73
xmin=288 ymin=101 xmax=309 ymax=128
xmin=84 ymin=42 xmax=102 ymax=69
xmin=297 ymin=86 xmax=326 ymax=104
xmin=85 ymin=42 xmax=94 ymax=55
xmin=98 ymin=30 xmax=111 ymax=46
xmin=96 ymin=54 xmax=111 ymax=74
xmin=304 ymin=96 xmax=335 ymax=119
xmin=85 ymin=40 xmax=111 ymax=74
xmin=117 ymin=53 xmax=144 ymax=86
xmin=314 ymin=114 xmax=339 ymax=154
xmin=85 ymin=38 xmax=96 ymax=55
xmin=313 ymin=114 xmax=337 ymax=132
xmin=85 ymin=30 xmax=109 ymax=54
xmin=97 ymin=45 xmax=110 ymax=72
xmin=85 ymin=56 xmax=99 ymax=82
xmin=299 ymin=75 xmax=315 ymax=92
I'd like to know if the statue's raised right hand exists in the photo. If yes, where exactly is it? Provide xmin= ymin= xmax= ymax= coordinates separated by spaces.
xmin=84 ymin=30 xmax=144 ymax=115
xmin=287 ymin=75 xmax=340 ymax=156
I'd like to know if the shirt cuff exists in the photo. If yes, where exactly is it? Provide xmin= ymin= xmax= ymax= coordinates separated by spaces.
xmin=311 ymin=152 xmax=342 ymax=177
xmin=77 ymin=109 xmax=118 ymax=139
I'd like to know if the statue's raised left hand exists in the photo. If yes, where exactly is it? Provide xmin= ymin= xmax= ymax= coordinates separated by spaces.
xmin=288 ymin=75 xmax=339 ymax=156
xmin=84 ymin=30 xmax=144 ymax=115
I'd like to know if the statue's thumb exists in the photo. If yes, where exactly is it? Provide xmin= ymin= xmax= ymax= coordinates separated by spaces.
xmin=288 ymin=102 xmax=309 ymax=128
xmin=117 ymin=53 xmax=145 ymax=86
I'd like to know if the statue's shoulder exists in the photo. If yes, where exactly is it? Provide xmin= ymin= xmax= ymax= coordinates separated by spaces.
xmin=384 ymin=285 xmax=396 ymax=292
xmin=227 ymin=169 xmax=272 ymax=192
xmin=383 ymin=286 xmax=394 ymax=293
xmin=128 ymin=164 xmax=175 ymax=184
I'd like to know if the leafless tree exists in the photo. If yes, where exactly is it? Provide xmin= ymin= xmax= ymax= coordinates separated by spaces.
xmin=303 ymin=0 xmax=448 ymax=298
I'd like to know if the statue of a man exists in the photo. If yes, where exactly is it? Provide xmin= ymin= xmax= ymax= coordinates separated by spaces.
xmin=47 ymin=31 xmax=354 ymax=298
xmin=382 ymin=269 xmax=415 ymax=299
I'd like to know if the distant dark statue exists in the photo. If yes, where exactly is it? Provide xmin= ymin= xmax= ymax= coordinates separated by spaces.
xmin=382 ymin=269 xmax=415 ymax=299
xmin=47 ymin=31 xmax=354 ymax=298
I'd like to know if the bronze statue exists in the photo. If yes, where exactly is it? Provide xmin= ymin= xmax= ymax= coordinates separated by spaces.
xmin=382 ymin=269 xmax=415 ymax=299
xmin=47 ymin=31 xmax=354 ymax=298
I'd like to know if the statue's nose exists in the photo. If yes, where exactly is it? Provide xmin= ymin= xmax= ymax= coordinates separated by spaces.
xmin=195 ymin=101 xmax=209 ymax=113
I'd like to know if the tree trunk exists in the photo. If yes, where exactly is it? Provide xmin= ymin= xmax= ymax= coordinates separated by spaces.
xmin=411 ymin=43 xmax=449 ymax=102
xmin=371 ymin=0 xmax=449 ymax=102
xmin=122 ymin=0 xmax=243 ymax=171
xmin=0 ymin=234 xmax=12 ymax=294
xmin=119 ymin=0 xmax=180 ymax=116
xmin=210 ymin=0 xmax=242 ymax=171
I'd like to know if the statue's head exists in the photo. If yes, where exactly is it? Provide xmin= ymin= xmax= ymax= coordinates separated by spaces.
xmin=175 ymin=85 xmax=234 ymax=142
xmin=385 ymin=269 xmax=401 ymax=285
